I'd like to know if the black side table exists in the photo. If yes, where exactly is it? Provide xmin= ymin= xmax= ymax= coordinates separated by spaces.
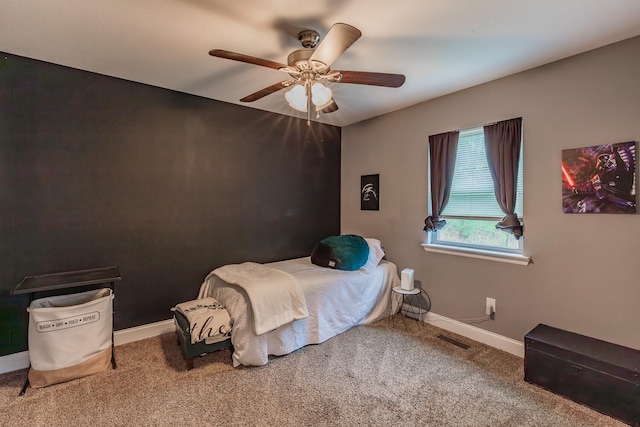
xmin=11 ymin=266 xmax=121 ymax=395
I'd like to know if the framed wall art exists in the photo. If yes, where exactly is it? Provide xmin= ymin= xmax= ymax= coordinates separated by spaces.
xmin=562 ymin=141 xmax=636 ymax=214
xmin=361 ymin=174 xmax=379 ymax=211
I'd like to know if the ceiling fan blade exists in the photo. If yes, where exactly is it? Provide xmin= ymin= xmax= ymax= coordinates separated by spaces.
xmin=309 ymin=23 xmax=362 ymax=68
xmin=321 ymin=99 xmax=339 ymax=114
xmin=336 ymin=70 xmax=406 ymax=88
xmin=240 ymin=81 xmax=289 ymax=102
xmin=209 ymin=49 xmax=287 ymax=71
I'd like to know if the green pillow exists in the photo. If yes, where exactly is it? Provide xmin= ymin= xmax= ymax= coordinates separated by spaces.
xmin=312 ymin=234 xmax=369 ymax=271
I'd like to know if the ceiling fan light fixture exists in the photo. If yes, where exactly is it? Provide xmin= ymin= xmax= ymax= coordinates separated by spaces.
xmin=311 ymin=82 xmax=333 ymax=110
xmin=285 ymin=82 xmax=333 ymax=113
xmin=285 ymin=84 xmax=308 ymax=112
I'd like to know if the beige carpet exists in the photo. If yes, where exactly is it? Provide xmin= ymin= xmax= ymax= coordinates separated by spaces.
xmin=0 ymin=316 xmax=626 ymax=426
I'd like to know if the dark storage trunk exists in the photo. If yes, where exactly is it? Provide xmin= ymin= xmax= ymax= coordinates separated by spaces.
xmin=524 ymin=324 xmax=640 ymax=426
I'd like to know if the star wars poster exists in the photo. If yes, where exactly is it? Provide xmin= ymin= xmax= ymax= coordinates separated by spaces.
xmin=562 ymin=141 xmax=636 ymax=213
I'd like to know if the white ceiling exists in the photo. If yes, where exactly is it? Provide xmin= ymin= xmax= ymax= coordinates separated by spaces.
xmin=2 ymin=1 xmax=640 ymax=127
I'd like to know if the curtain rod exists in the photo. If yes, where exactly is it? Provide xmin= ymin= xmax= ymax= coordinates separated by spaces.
xmin=428 ymin=117 xmax=522 ymax=138
xmin=458 ymin=116 xmax=523 ymax=133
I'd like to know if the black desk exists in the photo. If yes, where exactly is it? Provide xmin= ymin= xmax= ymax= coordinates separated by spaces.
xmin=11 ymin=266 xmax=121 ymax=395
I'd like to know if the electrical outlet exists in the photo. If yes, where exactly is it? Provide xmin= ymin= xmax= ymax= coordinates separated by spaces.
xmin=486 ymin=297 xmax=496 ymax=316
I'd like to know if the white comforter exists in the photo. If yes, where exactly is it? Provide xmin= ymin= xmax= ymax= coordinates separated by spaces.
xmin=199 ymin=256 xmax=401 ymax=367
xmin=198 ymin=262 xmax=308 ymax=335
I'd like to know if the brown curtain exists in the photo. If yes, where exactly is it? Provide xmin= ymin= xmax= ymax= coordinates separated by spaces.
xmin=483 ymin=117 xmax=523 ymax=238
xmin=424 ymin=131 xmax=459 ymax=232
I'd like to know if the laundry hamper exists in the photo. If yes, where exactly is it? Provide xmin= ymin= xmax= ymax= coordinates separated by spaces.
xmin=27 ymin=288 xmax=114 ymax=387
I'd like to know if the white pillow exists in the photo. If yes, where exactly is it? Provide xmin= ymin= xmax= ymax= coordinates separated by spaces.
xmin=361 ymin=238 xmax=385 ymax=272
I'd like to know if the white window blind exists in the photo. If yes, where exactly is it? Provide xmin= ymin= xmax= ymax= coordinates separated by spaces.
xmin=441 ymin=127 xmax=523 ymax=219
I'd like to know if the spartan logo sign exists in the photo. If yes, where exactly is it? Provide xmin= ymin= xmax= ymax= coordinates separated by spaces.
xmin=361 ymin=174 xmax=379 ymax=210
xmin=362 ymin=183 xmax=377 ymax=201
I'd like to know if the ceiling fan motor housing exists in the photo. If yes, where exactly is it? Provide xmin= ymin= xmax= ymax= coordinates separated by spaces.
xmin=287 ymin=48 xmax=314 ymax=67
xmin=287 ymin=48 xmax=330 ymax=77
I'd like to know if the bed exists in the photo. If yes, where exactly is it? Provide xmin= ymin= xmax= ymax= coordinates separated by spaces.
xmin=197 ymin=238 xmax=401 ymax=367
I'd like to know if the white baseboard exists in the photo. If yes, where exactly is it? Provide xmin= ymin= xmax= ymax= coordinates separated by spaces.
xmin=399 ymin=305 xmax=524 ymax=357
xmin=0 ymin=351 xmax=30 ymax=375
xmin=0 ymin=318 xmax=174 ymax=374
xmin=113 ymin=319 xmax=175 ymax=346
xmin=422 ymin=311 xmax=524 ymax=358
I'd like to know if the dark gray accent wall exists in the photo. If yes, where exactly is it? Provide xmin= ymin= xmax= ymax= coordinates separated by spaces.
xmin=0 ymin=53 xmax=341 ymax=356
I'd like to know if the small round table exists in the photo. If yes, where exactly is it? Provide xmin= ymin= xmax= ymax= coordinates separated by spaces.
xmin=390 ymin=286 xmax=430 ymax=331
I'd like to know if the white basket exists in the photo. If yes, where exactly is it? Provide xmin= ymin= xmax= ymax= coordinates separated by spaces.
xmin=27 ymin=288 xmax=114 ymax=387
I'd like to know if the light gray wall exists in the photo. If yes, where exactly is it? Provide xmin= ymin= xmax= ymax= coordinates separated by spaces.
xmin=341 ymin=36 xmax=640 ymax=349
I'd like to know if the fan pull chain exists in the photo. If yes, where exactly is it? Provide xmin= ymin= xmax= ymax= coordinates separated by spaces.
xmin=306 ymin=82 xmax=312 ymax=126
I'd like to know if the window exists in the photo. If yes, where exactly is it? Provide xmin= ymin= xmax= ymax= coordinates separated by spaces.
xmin=430 ymin=127 xmax=523 ymax=253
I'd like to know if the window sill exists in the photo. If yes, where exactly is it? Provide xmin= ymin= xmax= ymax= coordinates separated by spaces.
xmin=421 ymin=243 xmax=531 ymax=266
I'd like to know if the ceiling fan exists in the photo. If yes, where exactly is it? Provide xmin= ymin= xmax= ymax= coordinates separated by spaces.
xmin=209 ymin=23 xmax=405 ymax=124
